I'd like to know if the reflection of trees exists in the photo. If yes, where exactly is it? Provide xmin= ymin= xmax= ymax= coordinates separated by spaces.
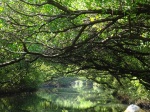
xmin=38 ymin=80 xmax=120 ymax=110
xmin=0 ymin=93 xmax=49 ymax=112
xmin=84 ymin=104 xmax=125 ymax=112
xmin=0 ymin=90 xmax=126 ymax=112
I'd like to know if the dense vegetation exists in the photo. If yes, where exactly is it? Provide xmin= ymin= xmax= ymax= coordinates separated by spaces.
xmin=0 ymin=0 xmax=150 ymax=93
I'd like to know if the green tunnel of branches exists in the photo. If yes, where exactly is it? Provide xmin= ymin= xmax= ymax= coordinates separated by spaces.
xmin=0 ymin=0 xmax=150 ymax=91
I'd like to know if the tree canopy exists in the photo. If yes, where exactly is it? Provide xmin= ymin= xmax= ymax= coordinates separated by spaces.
xmin=0 ymin=0 xmax=150 ymax=91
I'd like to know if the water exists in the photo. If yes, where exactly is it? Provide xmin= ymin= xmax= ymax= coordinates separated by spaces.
xmin=0 ymin=84 xmax=127 ymax=112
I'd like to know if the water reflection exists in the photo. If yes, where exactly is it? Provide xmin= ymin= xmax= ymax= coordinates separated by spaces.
xmin=0 ymin=80 xmax=127 ymax=112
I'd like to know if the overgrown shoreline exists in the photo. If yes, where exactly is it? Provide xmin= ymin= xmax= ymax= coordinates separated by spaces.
xmin=113 ymin=92 xmax=150 ymax=111
xmin=0 ymin=88 xmax=37 ymax=97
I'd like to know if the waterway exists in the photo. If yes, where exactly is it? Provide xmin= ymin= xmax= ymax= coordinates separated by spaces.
xmin=0 ymin=79 xmax=128 ymax=112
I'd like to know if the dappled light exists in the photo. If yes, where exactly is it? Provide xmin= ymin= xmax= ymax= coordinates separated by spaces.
xmin=0 ymin=78 xmax=127 ymax=112
xmin=0 ymin=0 xmax=150 ymax=111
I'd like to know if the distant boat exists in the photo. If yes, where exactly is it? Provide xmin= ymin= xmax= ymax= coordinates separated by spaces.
xmin=124 ymin=104 xmax=144 ymax=112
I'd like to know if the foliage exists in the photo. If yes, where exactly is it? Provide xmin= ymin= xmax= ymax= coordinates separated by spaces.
xmin=0 ymin=0 xmax=150 ymax=92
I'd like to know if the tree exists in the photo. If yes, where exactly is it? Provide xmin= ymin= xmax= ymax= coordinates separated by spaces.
xmin=0 ymin=0 xmax=150 ymax=91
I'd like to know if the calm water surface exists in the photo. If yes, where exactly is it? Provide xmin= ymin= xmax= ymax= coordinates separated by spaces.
xmin=0 ymin=81 xmax=127 ymax=112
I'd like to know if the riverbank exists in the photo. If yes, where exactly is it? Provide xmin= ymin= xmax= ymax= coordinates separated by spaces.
xmin=114 ymin=92 xmax=150 ymax=111
xmin=0 ymin=87 xmax=37 ymax=97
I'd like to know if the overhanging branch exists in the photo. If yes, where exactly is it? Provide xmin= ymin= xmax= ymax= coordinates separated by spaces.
xmin=0 ymin=55 xmax=25 ymax=67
